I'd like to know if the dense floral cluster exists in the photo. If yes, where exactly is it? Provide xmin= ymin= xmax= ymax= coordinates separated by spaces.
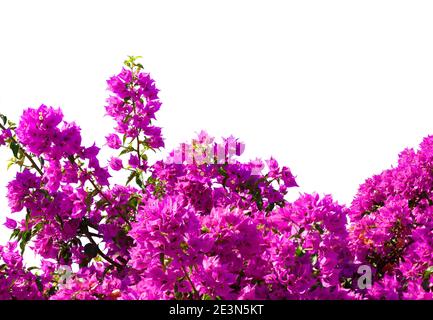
xmin=0 ymin=242 xmax=42 ymax=299
xmin=349 ymin=135 xmax=433 ymax=299
xmin=105 ymin=57 xmax=163 ymax=150
xmin=1 ymin=57 xmax=433 ymax=300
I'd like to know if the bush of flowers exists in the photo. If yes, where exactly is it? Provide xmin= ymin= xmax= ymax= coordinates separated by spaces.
xmin=1 ymin=56 xmax=433 ymax=300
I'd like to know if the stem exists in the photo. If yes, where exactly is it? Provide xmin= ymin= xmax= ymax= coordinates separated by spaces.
xmin=87 ymin=232 xmax=103 ymax=238
xmin=23 ymin=152 xmax=43 ymax=175
xmin=131 ymin=77 xmax=142 ymax=170
xmin=76 ymin=162 xmax=132 ymax=228
xmin=181 ymin=265 xmax=199 ymax=299
xmin=130 ymin=64 xmax=145 ymax=181
xmin=0 ymin=122 xmax=44 ymax=175
xmin=84 ymin=228 xmax=123 ymax=269
xmin=136 ymin=132 xmax=141 ymax=168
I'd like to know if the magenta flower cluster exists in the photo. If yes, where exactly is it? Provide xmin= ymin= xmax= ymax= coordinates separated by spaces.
xmin=1 ymin=56 xmax=433 ymax=300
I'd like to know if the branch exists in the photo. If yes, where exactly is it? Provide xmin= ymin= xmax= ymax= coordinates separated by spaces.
xmin=75 ymin=161 xmax=132 ymax=228
xmin=181 ymin=265 xmax=199 ymax=299
xmin=0 ymin=122 xmax=44 ymax=175
xmin=83 ymin=227 xmax=123 ymax=269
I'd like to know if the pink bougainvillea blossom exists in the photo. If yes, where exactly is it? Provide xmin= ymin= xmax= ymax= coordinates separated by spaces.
xmin=1 ymin=56 xmax=433 ymax=300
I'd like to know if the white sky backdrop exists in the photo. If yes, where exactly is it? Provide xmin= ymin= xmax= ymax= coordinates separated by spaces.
xmin=1 ymin=0 xmax=433 ymax=250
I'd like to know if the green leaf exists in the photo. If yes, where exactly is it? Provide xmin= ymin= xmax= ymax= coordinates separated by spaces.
xmin=135 ymin=175 xmax=143 ymax=188
xmin=311 ymin=253 xmax=318 ymax=265
xmin=7 ymin=159 xmax=15 ymax=170
xmin=10 ymin=142 xmax=19 ymax=158
xmin=84 ymin=243 xmax=98 ymax=259
xmin=9 ymin=228 xmax=20 ymax=240
xmin=295 ymin=245 xmax=306 ymax=257
xmin=312 ymin=222 xmax=324 ymax=235
xmin=57 ymin=243 xmax=72 ymax=264
xmin=7 ymin=120 xmax=16 ymax=129
xmin=22 ymin=230 xmax=31 ymax=242
xmin=128 ymin=195 xmax=141 ymax=210
xmin=20 ymin=230 xmax=32 ymax=253
xmin=174 ymin=291 xmax=183 ymax=300
xmin=119 ymin=146 xmax=135 ymax=156
xmin=0 ymin=114 xmax=7 ymax=125
xmin=218 ymin=166 xmax=228 ymax=177
xmin=25 ymin=209 xmax=31 ymax=228
xmin=32 ymin=222 xmax=44 ymax=236
xmin=422 ymin=278 xmax=431 ymax=292
xmin=16 ymin=231 xmax=23 ymax=241
xmin=423 ymin=266 xmax=433 ymax=280
xmin=265 ymin=202 xmax=275 ymax=212
xmin=180 ymin=241 xmax=189 ymax=251
xmin=126 ymin=171 xmax=136 ymax=185
xmin=159 ymin=252 xmax=165 ymax=271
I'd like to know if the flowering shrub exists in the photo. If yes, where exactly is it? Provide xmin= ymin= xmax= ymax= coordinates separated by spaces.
xmin=1 ymin=56 xmax=433 ymax=299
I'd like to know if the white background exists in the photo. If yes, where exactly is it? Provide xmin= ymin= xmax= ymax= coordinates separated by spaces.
xmin=1 ymin=1 xmax=433 ymax=252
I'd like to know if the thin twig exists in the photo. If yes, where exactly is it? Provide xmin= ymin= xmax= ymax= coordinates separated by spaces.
xmin=0 ymin=122 xmax=44 ymax=175
xmin=84 ymin=228 xmax=123 ymax=269
xmin=76 ymin=162 xmax=132 ymax=228
xmin=181 ymin=265 xmax=199 ymax=299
